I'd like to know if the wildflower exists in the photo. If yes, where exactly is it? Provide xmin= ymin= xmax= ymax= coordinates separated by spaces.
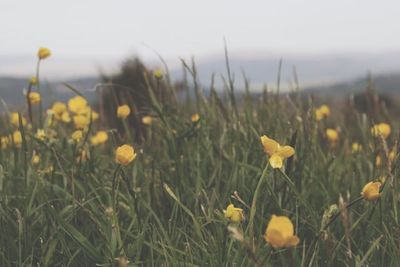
xmin=61 ymin=111 xmax=71 ymax=123
xmin=361 ymin=181 xmax=381 ymax=201
xmin=51 ymin=102 xmax=67 ymax=118
xmin=1 ymin=136 xmax=9 ymax=149
xmin=191 ymin=113 xmax=200 ymax=123
xmin=28 ymin=92 xmax=41 ymax=104
xmin=12 ymin=131 xmax=22 ymax=147
xmin=10 ymin=112 xmax=27 ymax=127
xmin=142 ymin=116 xmax=153 ymax=125
xmin=68 ymin=96 xmax=88 ymax=114
xmin=375 ymin=155 xmax=382 ymax=168
xmin=264 ymin=215 xmax=300 ymax=249
xmin=73 ymin=115 xmax=89 ymax=129
xmin=117 ymin=105 xmax=131 ymax=119
xmin=223 ymin=204 xmax=244 ymax=223
xmin=153 ymin=69 xmax=164 ymax=79
xmin=351 ymin=142 xmax=362 ymax=153
xmin=371 ymin=123 xmax=391 ymax=139
xmin=71 ymin=130 xmax=83 ymax=142
xmin=315 ymin=105 xmax=330 ymax=121
xmin=326 ymin=128 xmax=339 ymax=143
xmin=32 ymin=154 xmax=40 ymax=165
xmin=35 ymin=129 xmax=46 ymax=141
xmin=29 ymin=77 xmax=38 ymax=86
xmin=115 ymin=144 xmax=137 ymax=165
xmin=91 ymin=111 xmax=99 ymax=121
xmin=38 ymin=47 xmax=51 ymax=60
xmin=90 ymin=131 xmax=108 ymax=146
xmin=260 ymin=135 xmax=295 ymax=169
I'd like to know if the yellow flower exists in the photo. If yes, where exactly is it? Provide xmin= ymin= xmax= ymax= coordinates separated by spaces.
xmin=91 ymin=111 xmax=99 ymax=121
xmin=223 ymin=204 xmax=244 ymax=223
xmin=28 ymin=92 xmax=41 ymax=104
xmin=351 ymin=142 xmax=362 ymax=153
xmin=371 ymin=123 xmax=391 ymax=139
xmin=32 ymin=154 xmax=40 ymax=165
xmin=315 ymin=105 xmax=330 ymax=121
xmin=71 ymin=130 xmax=83 ymax=142
xmin=326 ymin=128 xmax=339 ymax=143
xmin=38 ymin=47 xmax=51 ymax=60
xmin=68 ymin=96 xmax=88 ymax=114
xmin=117 ymin=105 xmax=131 ymax=119
xmin=153 ymin=69 xmax=164 ymax=79
xmin=12 ymin=131 xmax=22 ymax=147
xmin=51 ymin=102 xmax=67 ymax=118
xmin=191 ymin=113 xmax=200 ymax=123
xmin=29 ymin=77 xmax=38 ymax=86
xmin=375 ymin=155 xmax=382 ymax=168
xmin=61 ymin=111 xmax=71 ymax=123
xmin=35 ymin=129 xmax=46 ymax=141
xmin=361 ymin=181 xmax=381 ymax=201
xmin=264 ymin=215 xmax=300 ymax=249
xmin=115 ymin=144 xmax=137 ymax=165
xmin=90 ymin=131 xmax=108 ymax=146
xmin=142 ymin=116 xmax=153 ymax=125
xmin=73 ymin=115 xmax=90 ymax=129
xmin=1 ymin=136 xmax=9 ymax=149
xmin=260 ymin=135 xmax=295 ymax=169
xmin=10 ymin=112 xmax=27 ymax=127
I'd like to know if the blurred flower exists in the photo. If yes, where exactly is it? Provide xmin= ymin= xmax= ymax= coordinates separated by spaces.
xmin=223 ymin=204 xmax=244 ymax=223
xmin=361 ymin=181 xmax=381 ymax=201
xmin=90 ymin=131 xmax=108 ymax=146
xmin=153 ymin=69 xmax=164 ymax=79
xmin=264 ymin=215 xmax=300 ymax=249
xmin=76 ymin=148 xmax=88 ymax=162
xmin=191 ymin=113 xmax=200 ymax=123
xmin=28 ymin=92 xmax=41 ymax=104
xmin=115 ymin=144 xmax=137 ymax=165
xmin=71 ymin=130 xmax=83 ymax=142
xmin=375 ymin=155 xmax=382 ymax=168
xmin=351 ymin=142 xmax=362 ymax=153
xmin=1 ymin=136 xmax=9 ymax=149
xmin=10 ymin=112 xmax=27 ymax=127
xmin=326 ymin=128 xmax=339 ymax=143
xmin=61 ymin=111 xmax=71 ymax=123
xmin=73 ymin=115 xmax=90 ymax=129
xmin=315 ymin=105 xmax=330 ymax=121
xmin=371 ymin=123 xmax=391 ymax=139
xmin=260 ymin=135 xmax=295 ymax=169
xmin=68 ymin=96 xmax=88 ymax=114
xmin=142 ymin=116 xmax=153 ymax=125
xmin=35 ymin=129 xmax=46 ymax=141
xmin=38 ymin=47 xmax=51 ymax=60
xmin=51 ymin=102 xmax=67 ymax=119
xmin=91 ymin=111 xmax=99 ymax=121
xmin=117 ymin=105 xmax=131 ymax=119
xmin=12 ymin=131 xmax=22 ymax=147
xmin=29 ymin=77 xmax=38 ymax=86
xmin=32 ymin=154 xmax=40 ymax=165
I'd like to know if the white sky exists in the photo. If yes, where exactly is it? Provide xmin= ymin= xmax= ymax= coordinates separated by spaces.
xmin=1 ymin=0 xmax=400 ymax=77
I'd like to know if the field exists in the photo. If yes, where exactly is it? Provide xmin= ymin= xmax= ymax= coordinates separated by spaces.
xmin=0 ymin=48 xmax=399 ymax=267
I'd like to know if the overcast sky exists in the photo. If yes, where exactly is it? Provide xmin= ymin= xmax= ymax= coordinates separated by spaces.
xmin=1 ymin=0 xmax=400 ymax=77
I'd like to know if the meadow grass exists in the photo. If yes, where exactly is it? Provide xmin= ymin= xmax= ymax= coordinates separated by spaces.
xmin=0 ymin=49 xmax=399 ymax=266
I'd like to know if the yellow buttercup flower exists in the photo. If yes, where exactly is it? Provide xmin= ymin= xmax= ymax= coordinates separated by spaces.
xmin=28 ymin=92 xmax=41 ymax=104
xmin=90 ymin=131 xmax=108 ymax=146
xmin=223 ymin=204 xmax=244 ymax=223
xmin=71 ymin=130 xmax=83 ymax=142
xmin=142 ymin=116 xmax=153 ymax=125
xmin=153 ymin=69 xmax=164 ymax=79
xmin=264 ymin=215 xmax=300 ymax=249
xmin=117 ymin=105 xmax=131 ymax=119
xmin=351 ymin=142 xmax=362 ymax=153
xmin=32 ymin=154 xmax=40 ymax=165
xmin=115 ymin=144 xmax=137 ymax=165
xmin=191 ymin=113 xmax=200 ymax=123
xmin=68 ymin=96 xmax=88 ymax=114
xmin=1 ymin=136 xmax=9 ymax=149
xmin=361 ymin=181 xmax=381 ymax=201
xmin=38 ymin=47 xmax=51 ymax=60
xmin=326 ymin=128 xmax=339 ymax=143
xmin=51 ymin=102 xmax=67 ymax=119
xmin=35 ymin=129 xmax=46 ymax=141
xmin=61 ymin=111 xmax=71 ymax=123
xmin=371 ymin=123 xmax=391 ymax=139
xmin=260 ymin=135 xmax=295 ymax=169
xmin=29 ymin=77 xmax=38 ymax=86
xmin=10 ymin=112 xmax=27 ymax=127
xmin=73 ymin=115 xmax=90 ymax=129
xmin=91 ymin=111 xmax=99 ymax=121
xmin=12 ymin=131 xmax=22 ymax=147
xmin=315 ymin=105 xmax=330 ymax=121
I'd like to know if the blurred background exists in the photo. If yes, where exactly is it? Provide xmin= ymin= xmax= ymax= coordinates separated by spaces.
xmin=1 ymin=0 xmax=400 ymax=107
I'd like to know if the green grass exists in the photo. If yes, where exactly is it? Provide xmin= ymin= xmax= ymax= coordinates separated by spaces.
xmin=0 ymin=54 xmax=399 ymax=267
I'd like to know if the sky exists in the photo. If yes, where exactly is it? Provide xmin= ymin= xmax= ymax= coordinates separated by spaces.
xmin=1 ymin=0 xmax=400 ymax=78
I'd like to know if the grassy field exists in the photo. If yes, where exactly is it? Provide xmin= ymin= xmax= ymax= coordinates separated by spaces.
xmin=0 ymin=48 xmax=399 ymax=266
